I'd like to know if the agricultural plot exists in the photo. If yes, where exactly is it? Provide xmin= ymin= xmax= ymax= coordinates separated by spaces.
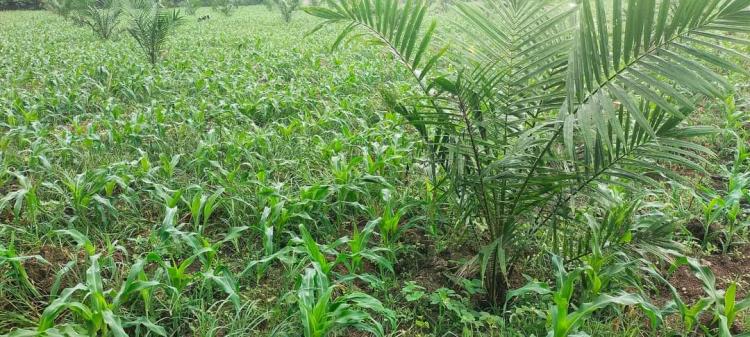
xmin=1 ymin=1 xmax=750 ymax=336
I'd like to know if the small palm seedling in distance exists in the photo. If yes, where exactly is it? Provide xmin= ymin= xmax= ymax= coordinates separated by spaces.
xmin=273 ymin=0 xmax=300 ymax=23
xmin=127 ymin=0 xmax=183 ymax=65
xmin=182 ymin=0 xmax=198 ymax=15
xmin=212 ymin=0 xmax=236 ymax=16
xmin=44 ymin=0 xmax=81 ymax=19
xmin=73 ymin=0 xmax=123 ymax=40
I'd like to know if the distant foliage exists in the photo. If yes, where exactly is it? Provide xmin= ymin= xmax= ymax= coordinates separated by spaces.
xmin=0 ymin=0 xmax=43 ymax=10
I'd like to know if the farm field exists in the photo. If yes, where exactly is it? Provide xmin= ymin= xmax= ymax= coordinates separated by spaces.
xmin=1 ymin=1 xmax=750 ymax=337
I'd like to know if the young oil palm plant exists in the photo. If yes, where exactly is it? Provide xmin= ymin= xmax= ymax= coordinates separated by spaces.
xmin=305 ymin=0 xmax=750 ymax=305
xmin=212 ymin=0 xmax=237 ymax=16
xmin=127 ymin=0 xmax=183 ymax=64
xmin=44 ymin=0 xmax=82 ymax=19
xmin=281 ymin=0 xmax=302 ymax=23
xmin=73 ymin=0 xmax=123 ymax=40
xmin=181 ymin=0 xmax=198 ymax=15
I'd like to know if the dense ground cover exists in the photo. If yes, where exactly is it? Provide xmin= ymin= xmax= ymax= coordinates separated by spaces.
xmin=1 ymin=2 xmax=750 ymax=337
xmin=0 ymin=6 xmax=421 ymax=335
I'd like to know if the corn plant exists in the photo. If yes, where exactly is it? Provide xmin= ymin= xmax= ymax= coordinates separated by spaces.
xmin=508 ymin=255 xmax=659 ymax=337
xmin=306 ymin=0 xmax=750 ymax=305
xmin=716 ymin=282 xmax=750 ymax=337
xmin=245 ymin=223 xmax=341 ymax=278
xmin=180 ymin=225 xmax=250 ymax=269
xmin=296 ymin=224 xmax=339 ymax=276
xmin=74 ymin=256 xmax=160 ymax=336
xmin=343 ymin=218 xmax=393 ymax=275
xmin=250 ymin=197 xmax=290 ymax=279
xmin=695 ymin=164 xmax=749 ymax=253
xmin=56 ymin=228 xmax=96 ymax=255
xmin=155 ymin=186 xmax=182 ymax=242
xmin=0 ymin=238 xmax=44 ymax=298
xmin=329 ymin=154 xmax=372 ymax=226
xmin=147 ymin=251 xmax=195 ymax=293
xmin=572 ymin=192 xmax=684 ymax=296
xmin=127 ymin=1 xmax=183 ymax=65
xmin=44 ymin=172 xmax=115 ymax=224
xmin=184 ymin=187 xmax=224 ymax=234
xmin=296 ymin=184 xmax=334 ymax=228
xmin=378 ymin=188 xmax=407 ymax=245
xmin=0 ymin=172 xmax=40 ymax=224
xmin=150 ymin=219 xmax=247 ymax=311
xmin=719 ymin=136 xmax=750 ymax=253
xmin=245 ymin=223 xmax=392 ymax=289
xmin=665 ymin=257 xmax=750 ymax=336
xmin=297 ymin=263 xmax=395 ymax=337
xmin=158 ymin=153 xmax=180 ymax=178
xmin=7 ymin=251 xmax=163 ymax=337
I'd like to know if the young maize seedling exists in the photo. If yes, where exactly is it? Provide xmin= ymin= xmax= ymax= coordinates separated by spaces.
xmin=297 ymin=263 xmax=395 ymax=337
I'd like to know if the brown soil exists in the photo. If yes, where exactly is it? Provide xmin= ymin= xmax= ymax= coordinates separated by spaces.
xmin=665 ymin=245 xmax=750 ymax=302
xmin=685 ymin=219 xmax=724 ymax=246
xmin=396 ymin=227 xmax=446 ymax=292
xmin=23 ymin=245 xmax=78 ymax=294
xmin=0 ymin=209 xmax=12 ymax=223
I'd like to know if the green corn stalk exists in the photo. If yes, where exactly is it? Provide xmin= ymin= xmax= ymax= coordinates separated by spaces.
xmin=378 ymin=189 xmax=410 ymax=246
xmin=31 ymin=254 xmax=162 ymax=337
xmin=0 ymin=172 xmax=40 ymax=224
xmin=344 ymin=219 xmax=393 ymax=275
xmin=0 ymin=238 xmax=45 ymax=298
xmin=717 ymin=282 xmax=750 ymax=337
xmin=185 ymin=187 xmax=224 ymax=234
xmin=297 ymin=263 xmax=395 ymax=337
xmin=297 ymin=224 xmax=337 ymax=276
xmin=547 ymin=255 xmax=659 ymax=337
xmin=158 ymin=153 xmax=181 ymax=178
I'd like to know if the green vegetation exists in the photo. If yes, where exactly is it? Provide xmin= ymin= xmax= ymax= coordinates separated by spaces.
xmin=1 ymin=1 xmax=750 ymax=336
xmin=72 ymin=0 xmax=123 ymax=40
xmin=271 ymin=0 xmax=300 ymax=23
xmin=126 ymin=2 xmax=183 ymax=64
